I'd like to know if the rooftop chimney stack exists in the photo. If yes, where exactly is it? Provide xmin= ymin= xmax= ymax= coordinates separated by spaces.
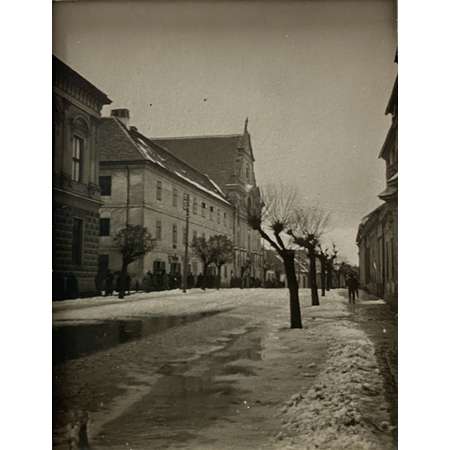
xmin=111 ymin=108 xmax=130 ymax=128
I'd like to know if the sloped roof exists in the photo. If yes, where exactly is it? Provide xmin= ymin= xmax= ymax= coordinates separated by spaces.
xmin=151 ymin=133 xmax=252 ymax=189
xmin=98 ymin=118 xmax=230 ymax=205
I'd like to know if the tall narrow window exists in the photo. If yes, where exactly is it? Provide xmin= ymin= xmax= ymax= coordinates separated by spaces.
xmin=209 ymin=206 xmax=214 ymax=220
xmin=72 ymin=136 xmax=83 ymax=182
xmin=156 ymin=220 xmax=162 ymax=240
xmin=172 ymin=224 xmax=177 ymax=249
xmin=99 ymin=176 xmax=112 ymax=196
xmin=156 ymin=180 xmax=162 ymax=201
xmin=217 ymin=209 xmax=221 ymax=224
xmin=72 ymin=218 xmax=83 ymax=265
xmin=201 ymin=202 xmax=206 ymax=217
xmin=172 ymin=187 xmax=178 ymax=207
xmin=99 ymin=218 xmax=110 ymax=236
xmin=224 ymin=212 xmax=227 ymax=227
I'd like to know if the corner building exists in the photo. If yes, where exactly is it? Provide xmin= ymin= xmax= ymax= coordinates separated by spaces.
xmin=52 ymin=56 xmax=111 ymax=298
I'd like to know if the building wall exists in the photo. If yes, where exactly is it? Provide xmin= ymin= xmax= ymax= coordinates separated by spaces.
xmin=99 ymin=163 xmax=235 ymax=285
xmin=358 ymin=203 xmax=397 ymax=307
xmin=52 ymin=88 xmax=106 ymax=298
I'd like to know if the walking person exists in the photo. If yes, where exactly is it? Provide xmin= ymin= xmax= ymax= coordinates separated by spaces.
xmin=346 ymin=273 xmax=356 ymax=305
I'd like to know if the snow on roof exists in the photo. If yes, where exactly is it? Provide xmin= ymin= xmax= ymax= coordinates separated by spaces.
xmin=126 ymin=127 xmax=230 ymax=206
xmin=174 ymin=171 xmax=231 ymax=205
xmin=205 ymin=175 xmax=227 ymax=197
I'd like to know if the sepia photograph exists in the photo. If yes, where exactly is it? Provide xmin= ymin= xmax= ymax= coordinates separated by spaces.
xmin=51 ymin=1 xmax=398 ymax=449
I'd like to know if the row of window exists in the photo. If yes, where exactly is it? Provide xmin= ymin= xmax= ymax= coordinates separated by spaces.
xmin=98 ymin=175 xmax=229 ymax=227
xmin=156 ymin=180 xmax=228 ymax=225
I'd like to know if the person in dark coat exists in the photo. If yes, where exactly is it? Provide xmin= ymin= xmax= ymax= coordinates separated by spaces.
xmin=346 ymin=274 xmax=357 ymax=305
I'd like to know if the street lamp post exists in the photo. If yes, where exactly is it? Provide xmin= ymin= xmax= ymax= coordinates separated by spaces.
xmin=182 ymin=193 xmax=190 ymax=293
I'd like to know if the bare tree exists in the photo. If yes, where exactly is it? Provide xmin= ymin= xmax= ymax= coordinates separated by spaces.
xmin=288 ymin=206 xmax=330 ymax=306
xmin=114 ymin=225 xmax=154 ymax=299
xmin=248 ymin=184 xmax=303 ymax=328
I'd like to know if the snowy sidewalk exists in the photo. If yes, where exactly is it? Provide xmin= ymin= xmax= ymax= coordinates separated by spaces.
xmin=274 ymin=292 xmax=396 ymax=450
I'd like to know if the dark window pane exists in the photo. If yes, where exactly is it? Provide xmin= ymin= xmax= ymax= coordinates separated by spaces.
xmin=99 ymin=218 xmax=110 ymax=236
xmin=99 ymin=176 xmax=112 ymax=196
xmin=72 ymin=218 xmax=83 ymax=265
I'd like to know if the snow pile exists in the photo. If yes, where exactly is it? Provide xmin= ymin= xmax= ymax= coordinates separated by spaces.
xmin=275 ymin=322 xmax=391 ymax=450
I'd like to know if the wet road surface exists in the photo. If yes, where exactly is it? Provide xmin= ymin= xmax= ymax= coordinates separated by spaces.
xmin=53 ymin=310 xmax=226 ymax=364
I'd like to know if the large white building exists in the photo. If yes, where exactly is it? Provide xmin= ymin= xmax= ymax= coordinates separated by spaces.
xmin=97 ymin=109 xmax=263 ymax=286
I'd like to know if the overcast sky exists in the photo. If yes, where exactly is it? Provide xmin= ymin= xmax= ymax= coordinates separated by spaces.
xmin=53 ymin=0 xmax=397 ymax=264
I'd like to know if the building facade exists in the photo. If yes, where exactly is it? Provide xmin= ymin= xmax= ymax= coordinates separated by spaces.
xmin=152 ymin=119 xmax=264 ymax=282
xmin=357 ymin=52 xmax=398 ymax=308
xmin=52 ymin=56 xmax=112 ymax=299
xmin=97 ymin=110 xmax=243 ymax=286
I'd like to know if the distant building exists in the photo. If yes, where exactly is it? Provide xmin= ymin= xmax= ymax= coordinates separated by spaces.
xmin=357 ymin=52 xmax=398 ymax=308
xmin=97 ymin=110 xmax=260 ymax=286
xmin=52 ymin=56 xmax=112 ymax=299
xmin=152 ymin=118 xmax=263 ymax=282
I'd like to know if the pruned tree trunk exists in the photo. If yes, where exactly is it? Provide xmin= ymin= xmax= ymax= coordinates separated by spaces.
xmin=321 ymin=267 xmax=326 ymax=297
xmin=309 ymin=252 xmax=319 ymax=306
xmin=326 ymin=267 xmax=333 ymax=291
xmin=283 ymin=250 xmax=302 ymax=329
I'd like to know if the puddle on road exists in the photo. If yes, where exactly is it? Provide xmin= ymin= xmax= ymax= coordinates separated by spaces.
xmin=53 ymin=310 xmax=224 ymax=364
xmin=93 ymin=329 xmax=263 ymax=450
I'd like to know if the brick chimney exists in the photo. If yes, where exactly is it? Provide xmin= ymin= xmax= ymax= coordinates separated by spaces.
xmin=111 ymin=108 xmax=130 ymax=128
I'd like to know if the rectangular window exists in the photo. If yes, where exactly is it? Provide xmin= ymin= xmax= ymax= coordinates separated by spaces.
xmin=72 ymin=218 xmax=83 ymax=265
xmin=201 ymin=202 xmax=206 ymax=217
xmin=99 ymin=176 xmax=111 ymax=196
xmin=156 ymin=220 xmax=162 ymax=240
xmin=193 ymin=197 xmax=198 ymax=215
xmin=153 ymin=260 xmax=166 ymax=273
xmin=99 ymin=218 xmax=110 ymax=237
xmin=173 ymin=187 xmax=178 ymax=207
xmin=217 ymin=209 xmax=221 ymax=224
xmin=71 ymin=136 xmax=83 ymax=182
xmin=209 ymin=206 xmax=214 ymax=220
xmin=156 ymin=180 xmax=162 ymax=201
xmin=172 ymin=224 xmax=177 ymax=249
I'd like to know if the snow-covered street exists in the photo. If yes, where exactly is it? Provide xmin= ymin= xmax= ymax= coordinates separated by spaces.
xmin=53 ymin=288 xmax=397 ymax=450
